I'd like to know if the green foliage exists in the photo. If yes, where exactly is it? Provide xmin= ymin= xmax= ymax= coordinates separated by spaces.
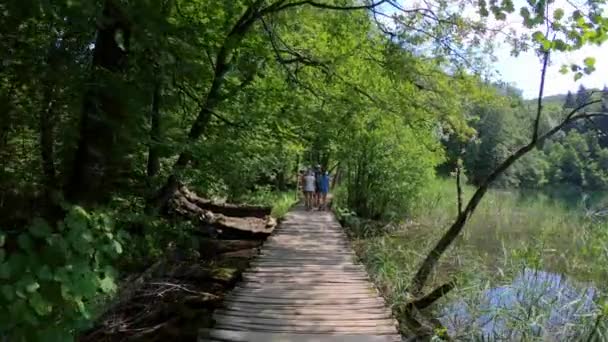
xmin=442 ymin=84 xmax=608 ymax=191
xmin=240 ymin=187 xmax=298 ymax=219
xmin=0 ymin=207 xmax=124 ymax=341
xmin=338 ymin=113 xmax=443 ymax=220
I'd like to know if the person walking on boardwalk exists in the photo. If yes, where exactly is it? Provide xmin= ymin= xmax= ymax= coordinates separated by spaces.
xmin=318 ymin=169 xmax=330 ymax=210
xmin=303 ymin=169 xmax=316 ymax=210
xmin=314 ymin=164 xmax=322 ymax=207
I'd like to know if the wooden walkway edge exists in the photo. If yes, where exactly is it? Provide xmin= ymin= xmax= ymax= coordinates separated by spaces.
xmin=200 ymin=205 xmax=401 ymax=342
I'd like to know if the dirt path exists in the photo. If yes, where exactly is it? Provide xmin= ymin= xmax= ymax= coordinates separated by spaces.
xmin=201 ymin=205 xmax=401 ymax=341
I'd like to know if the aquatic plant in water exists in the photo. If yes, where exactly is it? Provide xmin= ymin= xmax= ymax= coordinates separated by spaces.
xmin=440 ymin=268 xmax=597 ymax=340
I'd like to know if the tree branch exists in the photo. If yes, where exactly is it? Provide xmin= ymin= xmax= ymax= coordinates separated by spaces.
xmin=266 ymin=0 xmax=389 ymax=14
xmin=456 ymin=159 xmax=463 ymax=216
xmin=533 ymin=47 xmax=550 ymax=142
xmin=408 ymin=279 xmax=457 ymax=310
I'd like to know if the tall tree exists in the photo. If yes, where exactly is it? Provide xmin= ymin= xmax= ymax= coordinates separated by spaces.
xmin=563 ymin=90 xmax=576 ymax=109
xmin=67 ymin=0 xmax=132 ymax=204
xmin=576 ymin=84 xmax=590 ymax=108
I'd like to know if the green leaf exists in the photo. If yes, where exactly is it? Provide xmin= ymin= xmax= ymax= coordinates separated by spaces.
xmin=0 ymin=262 xmax=10 ymax=279
xmin=18 ymin=233 xmax=34 ymax=251
xmin=74 ymin=297 xmax=91 ymax=319
xmin=501 ymin=0 xmax=514 ymax=13
xmin=16 ymin=288 xmax=26 ymax=299
xmin=553 ymin=8 xmax=564 ymax=20
xmin=584 ymin=57 xmax=596 ymax=68
xmin=1 ymin=284 xmax=14 ymax=301
xmin=0 ymin=233 xmax=5 ymax=247
xmin=532 ymin=31 xmax=544 ymax=42
xmin=99 ymin=276 xmax=117 ymax=293
xmin=28 ymin=292 xmax=52 ymax=316
xmin=584 ymin=66 xmax=595 ymax=75
xmin=72 ymin=274 xmax=98 ymax=297
xmin=559 ymin=65 xmax=569 ymax=74
xmin=81 ymin=231 xmax=94 ymax=242
xmin=65 ymin=206 xmax=90 ymax=231
xmin=20 ymin=275 xmax=40 ymax=293
xmin=36 ymin=265 xmax=53 ymax=281
xmin=29 ymin=218 xmax=52 ymax=238
xmin=112 ymin=240 xmax=123 ymax=255
xmin=26 ymin=281 xmax=40 ymax=293
xmin=574 ymin=72 xmax=583 ymax=81
xmin=553 ymin=39 xmax=568 ymax=51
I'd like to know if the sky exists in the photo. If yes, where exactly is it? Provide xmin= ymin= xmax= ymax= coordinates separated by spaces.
xmin=490 ymin=1 xmax=608 ymax=99
xmin=383 ymin=0 xmax=608 ymax=99
xmin=494 ymin=43 xmax=608 ymax=99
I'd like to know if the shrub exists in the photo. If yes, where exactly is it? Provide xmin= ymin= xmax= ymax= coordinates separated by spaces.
xmin=337 ymin=115 xmax=442 ymax=220
xmin=0 ymin=207 xmax=124 ymax=340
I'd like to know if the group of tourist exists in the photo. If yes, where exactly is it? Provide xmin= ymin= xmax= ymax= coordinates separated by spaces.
xmin=300 ymin=165 xmax=330 ymax=211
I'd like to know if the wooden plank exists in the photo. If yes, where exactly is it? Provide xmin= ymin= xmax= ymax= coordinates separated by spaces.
xmin=250 ymin=261 xmax=363 ymax=267
xmin=263 ymin=245 xmax=351 ymax=250
xmin=242 ymin=281 xmax=373 ymax=288
xmin=199 ymin=329 xmax=402 ymax=342
xmin=234 ymin=283 xmax=379 ymax=296
xmin=224 ymin=295 xmax=384 ymax=305
xmin=219 ymin=302 xmax=390 ymax=313
xmin=275 ymin=232 xmax=344 ymax=235
xmin=248 ymin=266 xmax=366 ymax=273
xmin=213 ymin=314 xmax=396 ymax=328
xmin=232 ymin=286 xmax=375 ymax=294
xmin=241 ymin=277 xmax=371 ymax=284
xmin=214 ymin=323 xmax=398 ymax=335
xmin=242 ymin=271 xmax=370 ymax=278
xmin=214 ymin=309 xmax=393 ymax=320
xmin=241 ymin=274 xmax=371 ymax=280
xmin=227 ymin=291 xmax=377 ymax=300
xmin=224 ymin=298 xmax=386 ymax=310
xmin=260 ymin=252 xmax=356 ymax=257
xmin=252 ymin=259 xmax=358 ymax=265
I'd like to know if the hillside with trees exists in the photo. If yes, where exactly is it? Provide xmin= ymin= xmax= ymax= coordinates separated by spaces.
xmin=449 ymin=85 xmax=608 ymax=192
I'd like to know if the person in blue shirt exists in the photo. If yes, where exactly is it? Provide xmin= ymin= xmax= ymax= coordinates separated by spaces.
xmin=313 ymin=164 xmax=322 ymax=207
xmin=318 ymin=170 xmax=331 ymax=210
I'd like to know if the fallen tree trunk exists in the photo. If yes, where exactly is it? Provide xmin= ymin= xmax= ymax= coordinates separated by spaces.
xmin=165 ymin=183 xmax=276 ymax=239
xmin=180 ymin=186 xmax=271 ymax=218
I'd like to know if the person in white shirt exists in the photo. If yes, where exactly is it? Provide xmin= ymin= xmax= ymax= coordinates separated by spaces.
xmin=303 ymin=169 xmax=316 ymax=210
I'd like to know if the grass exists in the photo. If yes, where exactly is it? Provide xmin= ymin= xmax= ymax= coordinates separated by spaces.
xmin=340 ymin=178 xmax=608 ymax=340
xmin=240 ymin=187 xmax=298 ymax=219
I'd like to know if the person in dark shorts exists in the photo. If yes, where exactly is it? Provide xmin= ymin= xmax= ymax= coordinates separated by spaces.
xmin=314 ymin=165 xmax=322 ymax=207
xmin=318 ymin=170 xmax=330 ymax=210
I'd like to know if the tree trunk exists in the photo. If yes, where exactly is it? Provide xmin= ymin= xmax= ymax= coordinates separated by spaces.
xmin=147 ymin=81 xmax=161 ymax=178
xmin=67 ymin=0 xmax=131 ymax=205
xmin=153 ymin=1 xmax=266 ymax=207
xmin=408 ymin=144 xmax=533 ymax=295
xmin=39 ymin=86 xmax=57 ymax=191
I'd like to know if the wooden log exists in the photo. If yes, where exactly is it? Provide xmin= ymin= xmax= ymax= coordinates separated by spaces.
xmin=180 ymin=186 xmax=271 ymax=218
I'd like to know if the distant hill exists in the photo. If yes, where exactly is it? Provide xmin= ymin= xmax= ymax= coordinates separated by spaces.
xmin=540 ymin=94 xmax=567 ymax=106
xmin=524 ymin=88 xmax=603 ymax=109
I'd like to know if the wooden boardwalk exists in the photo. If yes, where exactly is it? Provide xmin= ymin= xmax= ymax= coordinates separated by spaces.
xmin=201 ymin=206 xmax=401 ymax=342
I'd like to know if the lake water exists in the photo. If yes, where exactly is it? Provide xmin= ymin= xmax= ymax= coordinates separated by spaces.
xmin=439 ymin=268 xmax=598 ymax=340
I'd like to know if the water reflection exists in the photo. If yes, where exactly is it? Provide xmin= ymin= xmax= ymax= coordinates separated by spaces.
xmin=440 ymin=269 xmax=597 ymax=340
